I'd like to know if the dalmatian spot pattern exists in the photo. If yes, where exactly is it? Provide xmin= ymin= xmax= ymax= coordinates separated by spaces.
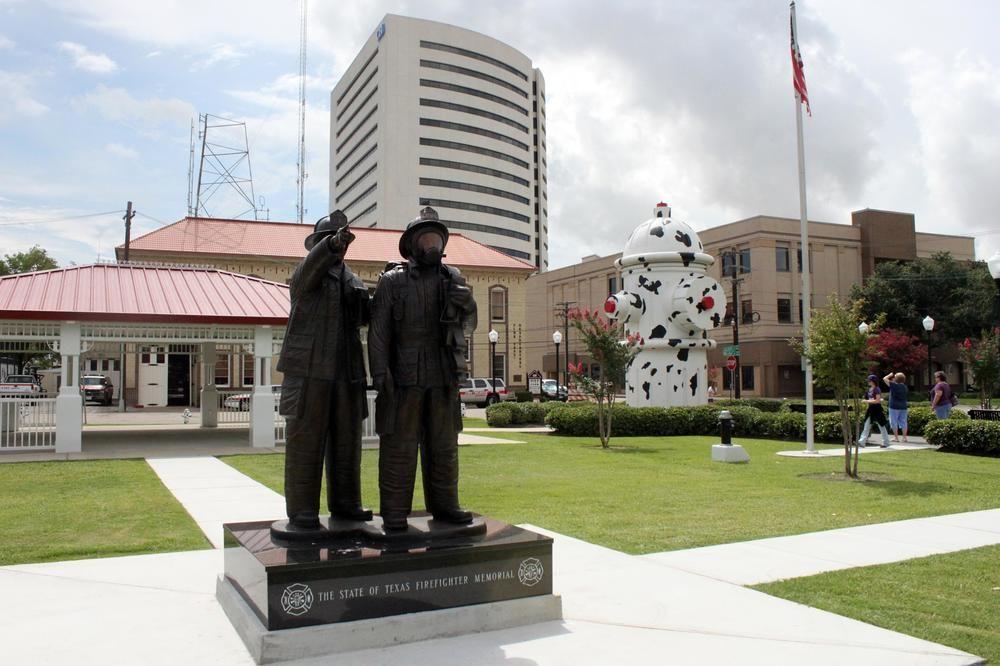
xmin=677 ymin=349 xmax=689 ymax=362
xmin=650 ymin=325 xmax=668 ymax=339
xmin=649 ymin=225 xmax=664 ymax=238
xmin=689 ymin=374 xmax=698 ymax=396
xmin=638 ymin=275 xmax=662 ymax=295
xmin=641 ymin=361 xmax=651 ymax=370
xmin=642 ymin=381 xmax=651 ymax=400
xmin=674 ymin=230 xmax=692 ymax=247
xmin=679 ymin=252 xmax=696 ymax=267
xmin=667 ymin=338 xmax=681 ymax=347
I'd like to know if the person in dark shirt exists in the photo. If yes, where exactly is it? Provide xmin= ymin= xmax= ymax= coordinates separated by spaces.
xmin=930 ymin=371 xmax=954 ymax=419
xmin=883 ymin=372 xmax=909 ymax=443
xmin=858 ymin=374 xmax=890 ymax=448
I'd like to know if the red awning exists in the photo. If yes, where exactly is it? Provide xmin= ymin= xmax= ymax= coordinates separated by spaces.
xmin=0 ymin=264 xmax=290 ymax=325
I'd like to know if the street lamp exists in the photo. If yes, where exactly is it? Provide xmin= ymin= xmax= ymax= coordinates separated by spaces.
xmin=858 ymin=322 xmax=870 ymax=335
xmin=552 ymin=330 xmax=562 ymax=397
xmin=923 ymin=315 xmax=935 ymax=390
xmin=988 ymin=251 xmax=1000 ymax=322
xmin=488 ymin=329 xmax=499 ymax=405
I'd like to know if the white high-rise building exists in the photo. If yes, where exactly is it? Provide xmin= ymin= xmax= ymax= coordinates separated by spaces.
xmin=330 ymin=14 xmax=548 ymax=269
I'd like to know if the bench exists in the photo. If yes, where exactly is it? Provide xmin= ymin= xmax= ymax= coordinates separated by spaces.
xmin=968 ymin=409 xmax=1000 ymax=421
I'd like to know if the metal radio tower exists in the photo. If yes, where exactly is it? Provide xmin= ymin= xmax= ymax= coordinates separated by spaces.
xmin=295 ymin=0 xmax=308 ymax=224
xmin=193 ymin=113 xmax=259 ymax=219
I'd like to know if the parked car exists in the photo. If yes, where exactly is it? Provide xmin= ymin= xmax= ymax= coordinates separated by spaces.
xmin=224 ymin=385 xmax=281 ymax=411
xmin=0 ymin=374 xmax=44 ymax=397
xmin=459 ymin=377 xmax=513 ymax=406
xmin=541 ymin=379 xmax=568 ymax=401
xmin=81 ymin=375 xmax=114 ymax=405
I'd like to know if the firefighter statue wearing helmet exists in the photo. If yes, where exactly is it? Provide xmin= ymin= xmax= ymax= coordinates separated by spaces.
xmin=271 ymin=210 xmax=373 ymax=539
xmin=368 ymin=206 xmax=479 ymax=532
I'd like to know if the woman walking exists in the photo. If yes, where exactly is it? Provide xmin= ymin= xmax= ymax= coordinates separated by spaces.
xmin=883 ymin=371 xmax=909 ymax=442
xmin=930 ymin=371 xmax=954 ymax=419
xmin=858 ymin=374 xmax=891 ymax=448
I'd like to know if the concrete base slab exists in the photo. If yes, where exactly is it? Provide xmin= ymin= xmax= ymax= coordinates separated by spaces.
xmin=458 ymin=433 xmax=525 ymax=445
xmin=778 ymin=442 xmax=934 ymax=457
xmin=216 ymin=575 xmax=563 ymax=664
xmin=712 ymin=443 xmax=750 ymax=463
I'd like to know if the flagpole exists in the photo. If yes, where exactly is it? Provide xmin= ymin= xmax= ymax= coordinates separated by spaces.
xmin=791 ymin=1 xmax=816 ymax=453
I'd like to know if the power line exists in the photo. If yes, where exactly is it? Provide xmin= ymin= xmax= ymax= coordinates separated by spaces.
xmin=0 ymin=210 xmax=125 ymax=227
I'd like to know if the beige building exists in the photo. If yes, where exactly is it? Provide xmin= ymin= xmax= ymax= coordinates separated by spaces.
xmin=116 ymin=216 xmax=537 ymax=399
xmin=331 ymin=14 xmax=549 ymax=269
xmin=524 ymin=209 xmax=976 ymax=397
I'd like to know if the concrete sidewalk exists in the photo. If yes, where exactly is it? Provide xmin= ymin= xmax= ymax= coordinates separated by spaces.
xmin=641 ymin=508 xmax=1000 ymax=585
xmin=0 ymin=527 xmax=981 ymax=665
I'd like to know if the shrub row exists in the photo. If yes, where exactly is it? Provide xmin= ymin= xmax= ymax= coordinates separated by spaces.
xmin=543 ymin=403 xmax=968 ymax=440
xmin=925 ymin=420 xmax=1000 ymax=455
xmin=485 ymin=401 xmax=569 ymax=427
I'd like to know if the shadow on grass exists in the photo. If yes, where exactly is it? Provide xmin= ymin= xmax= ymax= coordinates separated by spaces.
xmin=578 ymin=444 xmax=665 ymax=454
xmin=873 ymin=480 xmax=954 ymax=497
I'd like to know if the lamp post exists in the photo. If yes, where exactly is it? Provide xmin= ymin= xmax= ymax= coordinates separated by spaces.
xmin=988 ymin=251 xmax=1000 ymax=323
xmin=923 ymin=315 xmax=935 ymax=390
xmin=488 ymin=329 xmax=499 ymax=405
xmin=552 ymin=330 xmax=562 ymax=398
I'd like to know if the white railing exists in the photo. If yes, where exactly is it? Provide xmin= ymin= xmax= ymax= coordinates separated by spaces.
xmin=363 ymin=390 xmax=378 ymax=445
xmin=0 ymin=397 xmax=56 ymax=450
xmin=217 ymin=389 xmax=252 ymax=423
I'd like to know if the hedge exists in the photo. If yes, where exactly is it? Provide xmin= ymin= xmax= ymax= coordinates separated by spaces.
xmin=485 ymin=401 xmax=569 ymax=427
xmin=542 ymin=402 xmax=968 ymax=440
xmin=924 ymin=420 xmax=1000 ymax=455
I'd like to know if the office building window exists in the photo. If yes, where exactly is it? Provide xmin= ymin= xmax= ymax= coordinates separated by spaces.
xmin=490 ymin=287 xmax=506 ymax=321
xmin=214 ymin=355 xmax=230 ymax=386
xmin=740 ymin=248 xmax=752 ymax=274
xmin=722 ymin=252 xmax=737 ymax=278
xmin=741 ymin=366 xmax=755 ymax=391
xmin=777 ymin=298 xmax=792 ymax=323
xmin=796 ymin=247 xmax=812 ymax=272
xmin=775 ymin=246 xmax=790 ymax=272
xmin=608 ymin=276 xmax=618 ymax=295
xmin=492 ymin=353 xmax=506 ymax=383
xmin=741 ymin=299 xmax=753 ymax=325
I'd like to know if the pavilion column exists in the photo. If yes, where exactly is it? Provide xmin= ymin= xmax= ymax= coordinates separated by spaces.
xmin=249 ymin=326 xmax=275 ymax=448
xmin=200 ymin=342 xmax=218 ymax=428
xmin=55 ymin=322 xmax=83 ymax=453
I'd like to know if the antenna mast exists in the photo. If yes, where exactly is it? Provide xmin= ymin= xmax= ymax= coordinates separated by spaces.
xmin=295 ymin=0 xmax=308 ymax=224
xmin=186 ymin=118 xmax=196 ymax=216
xmin=193 ymin=113 xmax=259 ymax=219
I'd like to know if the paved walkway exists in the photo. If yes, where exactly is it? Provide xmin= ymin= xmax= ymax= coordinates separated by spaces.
xmin=777 ymin=439 xmax=934 ymax=457
xmin=147 ymin=457 xmax=285 ymax=548
xmin=641 ymin=508 xmax=1000 ymax=585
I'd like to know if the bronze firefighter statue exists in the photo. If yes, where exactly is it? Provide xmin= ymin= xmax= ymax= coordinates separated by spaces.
xmin=276 ymin=210 xmax=372 ymax=535
xmin=368 ymin=206 xmax=478 ymax=532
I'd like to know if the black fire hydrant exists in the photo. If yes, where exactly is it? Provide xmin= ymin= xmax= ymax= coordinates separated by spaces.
xmin=718 ymin=410 xmax=733 ymax=446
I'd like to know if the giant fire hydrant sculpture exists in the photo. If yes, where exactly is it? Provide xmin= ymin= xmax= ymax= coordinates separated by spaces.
xmin=605 ymin=202 xmax=728 ymax=407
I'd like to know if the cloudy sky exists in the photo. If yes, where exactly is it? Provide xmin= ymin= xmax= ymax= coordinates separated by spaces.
xmin=1 ymin=0 xmax=998 ymax=269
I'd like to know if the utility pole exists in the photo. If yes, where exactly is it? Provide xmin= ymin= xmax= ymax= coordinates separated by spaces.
xmin=122 ymin=201 xmax=135 ymax=262
xmin=554 ymin=300 xmax=576 ymax=391
xmin=725 ymin=249 xmax=743 ymax=399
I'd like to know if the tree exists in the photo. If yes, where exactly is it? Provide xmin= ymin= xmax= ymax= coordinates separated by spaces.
xmin=0 ymin=246 xmax=58 ymax=276
xmin=792 ymin=296 xmax=882 ymax=478
xmin=959 ymin=329 xmax=1000 ymax=409
xmin=850 ymin=253 xmax=994 ymax=344
xmin=865 ymin=328 xmax=927 ymax=381
xmin=567 ymin=307 xmax=640 ymax=449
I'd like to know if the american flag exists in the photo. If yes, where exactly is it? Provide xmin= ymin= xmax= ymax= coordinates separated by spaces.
xmin=790 ymin=2 xmax=811 ymax=116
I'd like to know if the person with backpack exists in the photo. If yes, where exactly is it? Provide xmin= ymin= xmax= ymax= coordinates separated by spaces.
xmin=930 ymin=370 xmax=956 ymax=419
xmin=858 ymin=374 xmax=891 ymax=448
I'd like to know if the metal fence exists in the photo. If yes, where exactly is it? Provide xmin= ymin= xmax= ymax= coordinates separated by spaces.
xmin=266 ymin=390 xmax=377 ymax=447
xmin=217 ymin=389 xmax=252 ymax=423
xmin=0 ymin=397 xmax=57 ymax=450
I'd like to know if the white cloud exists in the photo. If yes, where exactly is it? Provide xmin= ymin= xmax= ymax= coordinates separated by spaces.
xmin=58 ymin=41 xmax=119 ymax=74
xmin=0 ymin=70 xmax=49 ymax=122
xmin=195 ymin=43 xmax=247 ymax=69
xmin=76 ymin=84 xmax=195 ymax=125
xmin=0 ymin=34 xmax=15 ymax=50
xmin=105 ymin=142 xmax=139 ymax=159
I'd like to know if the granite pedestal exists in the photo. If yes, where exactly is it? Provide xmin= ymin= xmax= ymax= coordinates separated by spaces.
xmin=219 ymin=513 xmax=561 ymax=662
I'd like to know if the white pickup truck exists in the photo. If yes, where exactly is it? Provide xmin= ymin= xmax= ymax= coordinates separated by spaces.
xmin=0 ymin=374 xmax=44 ymax=397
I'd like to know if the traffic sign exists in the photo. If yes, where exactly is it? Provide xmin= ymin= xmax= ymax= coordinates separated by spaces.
xmin=723 ymin=345 xmax=740 ymax=357
xmin=726 ymin=356 xmax=738 ymax=371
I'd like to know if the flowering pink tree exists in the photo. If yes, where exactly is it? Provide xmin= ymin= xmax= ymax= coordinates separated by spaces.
xmin=567 ymin=307 xmax=641 ymax=448
xmin=959 ymin=329 xmax=1000 ymax=409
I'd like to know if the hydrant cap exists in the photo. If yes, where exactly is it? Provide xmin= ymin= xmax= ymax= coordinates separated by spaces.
xmin=620 ymin=214 xmax=708 ymax=266
xmin=718 ymin=410 xmax=732 ymax=420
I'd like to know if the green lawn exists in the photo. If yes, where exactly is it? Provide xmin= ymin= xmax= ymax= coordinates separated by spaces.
xmin=0 ymin=460 xmax=210 ymax=566
xmin=223 ymin=433 xmax=1000 ymax=554
xmin=462 ymin=417 xmax=489 ymax=428
xmin=754 ymin=545 xmax=1000 ymax=663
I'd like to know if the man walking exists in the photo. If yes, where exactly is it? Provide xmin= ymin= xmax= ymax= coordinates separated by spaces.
xmin=368 ymin=207 xmax=478 ymax=532
xmin=276 ymin=210 xmax=372 ymax=533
